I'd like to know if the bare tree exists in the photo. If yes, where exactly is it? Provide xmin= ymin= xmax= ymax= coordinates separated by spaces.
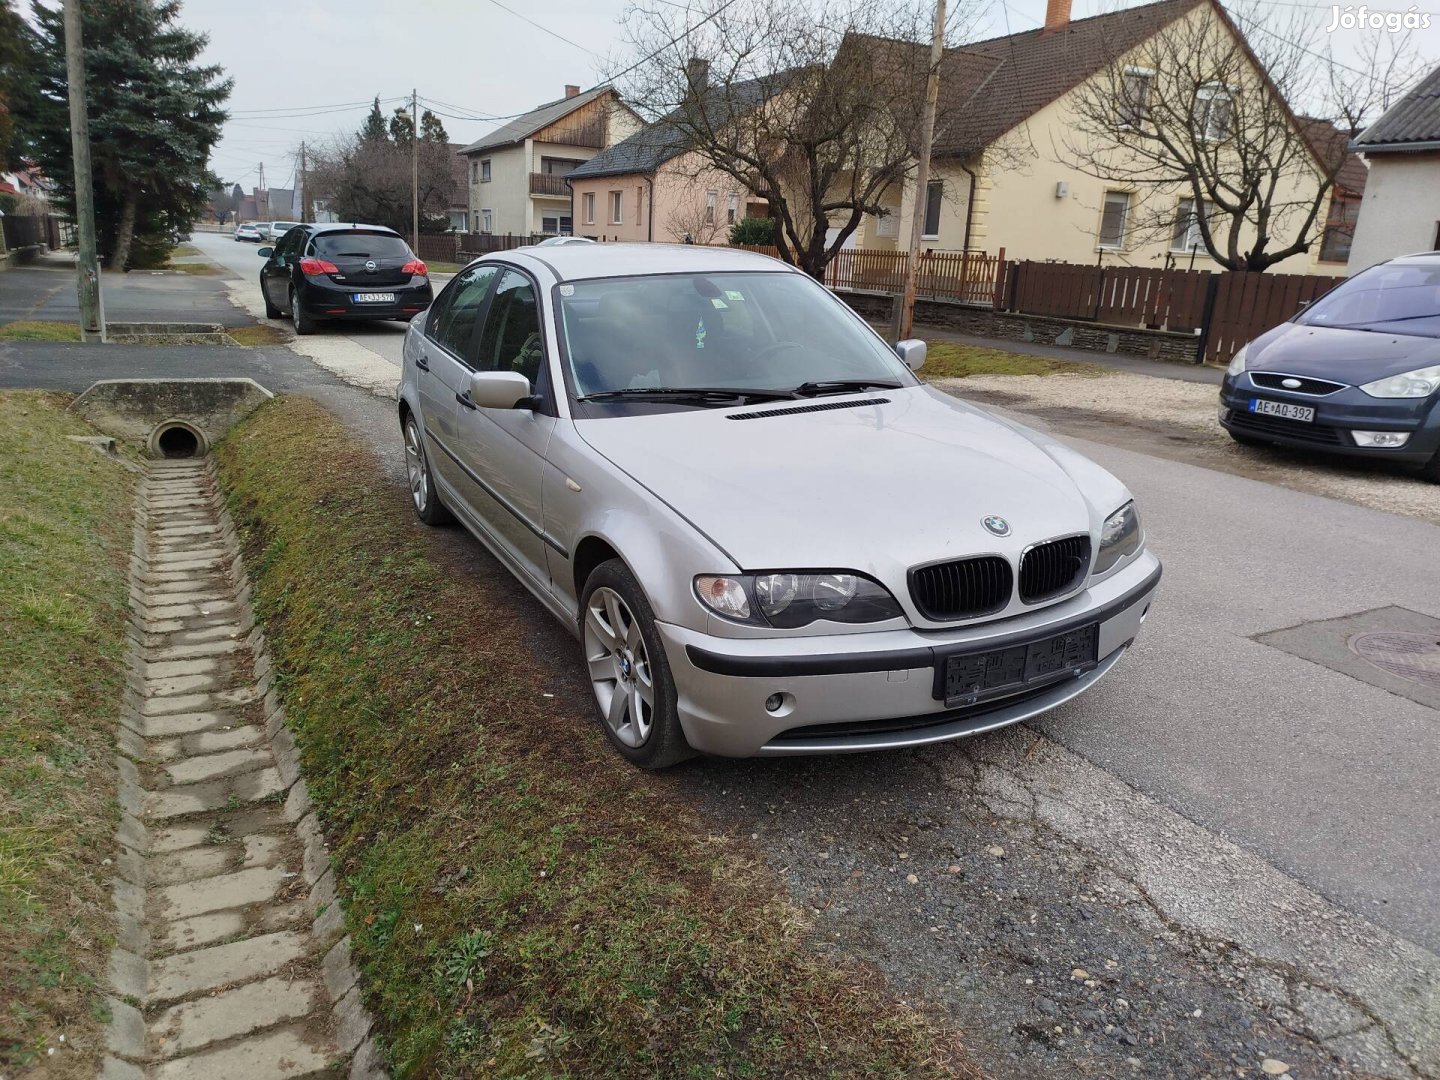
xmin=1056 ymin=0 xmax=1422 ymax=271
xmin=615 ymin=0 xmax=976 ymax=278
xmin=660 ymin=177 xmax=726 ymax=244
xmin=306 ymin=132 xmax=452 ymax=236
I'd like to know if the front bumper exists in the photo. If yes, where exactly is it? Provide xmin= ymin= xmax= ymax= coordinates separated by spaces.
xmin=656 ymin=550 xmax=1161 ymax=757
xmin=1219 ymin=373 xmax=1440 ymax=466
xmin=296 ymin=277 xmax=433 ymax=321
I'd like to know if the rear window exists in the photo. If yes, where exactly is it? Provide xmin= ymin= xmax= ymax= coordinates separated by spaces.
xmin=312 ymin=232 xmax=412 ymax=259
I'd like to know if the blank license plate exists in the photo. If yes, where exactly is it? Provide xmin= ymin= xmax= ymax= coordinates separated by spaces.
xmin=1249 ymin=399 xmax=1314 ymax=422
xmin=352 ymin=292 xmax=395 ymax=303
xmin=943 ymin=624 xmax=1098 ymax=707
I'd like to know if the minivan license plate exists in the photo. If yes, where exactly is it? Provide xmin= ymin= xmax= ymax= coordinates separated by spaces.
xmin=942 ymin=624 xmax=1098 ymax=706
xmin=1249 ymin=399 xmax=1314 ymax=422
xmin=353 ymin=292 xmax=395 ymax=303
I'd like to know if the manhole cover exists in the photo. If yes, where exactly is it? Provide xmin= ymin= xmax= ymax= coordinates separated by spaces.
xmin=1350 ymin=631 xmax=1440 ymax=690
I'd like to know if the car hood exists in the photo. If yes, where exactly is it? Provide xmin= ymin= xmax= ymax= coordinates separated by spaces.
xmin=1248 ymin=322 xmax=1440 ymax=383
xmin=574 ymin=385 xmax=1127 ymax=573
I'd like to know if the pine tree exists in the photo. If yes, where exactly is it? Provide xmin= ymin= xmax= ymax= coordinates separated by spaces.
xmin=420 ymin=110 xmax=448 ymax=144
xmin=360 ymin=96 xmax=390 ymax=143
xmin=0 ymin=0 xmax=36 ymax=169
xmin=388 ymin=106 xmax=414 ymax=144
xmin=27 ymin=0 xmax=231 ymax=269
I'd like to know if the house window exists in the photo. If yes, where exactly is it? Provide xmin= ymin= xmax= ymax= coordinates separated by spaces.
xmin=705 ymin=191 xmax=717 ymax=226
xmin=727 ymin=192 xmax=739 ymax=226
xmin=922 ymin=179 xmax=943 ymax=238
xmin=609 ymin=190 xmax=622 ymax=225
xmin=481 ymin=159 xmax=492 ymax=182
xmin=1195 ymin=84 xmax=1233 ymax=142
xmin=542 ymin=214 xmax=573 ymax=236
xmin=1119 ymin=67 xmax=1153 ymax=129
xmin=875 ymin=208 xmax=900 ymax=238
xmin=583 ymin=191 xmax=595 ymax=225
xmin=481 ymin=209 xmax=493 ymax=233
xmin=470 ymin=161 xmax=479 ymax=184
xmin=1170 ymin=197 xmax=1212 ymax=252
xmin=1319 ymin=192 xmax=1360 ymax=262
xmin=540 ymin=157 xmax=584 ymax=175
xmin=1099 ymin=191 xmax=1130 ymax=249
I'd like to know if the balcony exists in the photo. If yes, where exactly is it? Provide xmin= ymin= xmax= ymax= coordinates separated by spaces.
xmin=529 ymin=172 xmax=572 ymax=197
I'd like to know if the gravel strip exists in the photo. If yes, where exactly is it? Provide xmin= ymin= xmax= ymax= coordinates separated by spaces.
xmin=936 ymin=374 xmax=1439 ymax=525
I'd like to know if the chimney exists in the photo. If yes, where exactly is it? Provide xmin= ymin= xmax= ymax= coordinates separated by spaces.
xmin=1042 ymin=0 xmax=1071 ymax=33
xmin=685 ymin=58 xmax=710 ymax=93
xmin=565 ymin=84 xmax=581 ymax=98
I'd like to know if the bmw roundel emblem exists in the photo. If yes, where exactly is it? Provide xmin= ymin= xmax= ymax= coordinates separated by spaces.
xmin=982 ymin=515 xmax=1011 ymax=537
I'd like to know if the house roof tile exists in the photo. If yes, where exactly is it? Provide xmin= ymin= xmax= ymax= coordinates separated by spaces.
xmin=459 ymin=86 xmax=615 ymax=154
xmin=1352 ymin=64 xmax=1440 ymax=151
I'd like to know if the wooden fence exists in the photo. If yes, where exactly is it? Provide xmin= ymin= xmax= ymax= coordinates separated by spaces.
xmin=417 ymin=232 xmax=552 ymax=263
xmin=1200 ymin=270 xmax=1342 ymax=363
xmin=1010 ymin=261 xmax=1210 ymax=331
xmin=734 ymin=244 xmax=1007 ymax=308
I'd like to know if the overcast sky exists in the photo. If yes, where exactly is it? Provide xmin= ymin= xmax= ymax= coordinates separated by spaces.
xmin=160 ymin=0 xmax=1439 ymax=190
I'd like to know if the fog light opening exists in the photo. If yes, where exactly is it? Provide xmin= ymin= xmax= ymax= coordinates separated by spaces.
xmin=155 ymin=423 xmax=200 ymax=459
xmin=764 ymin=691 xmax=796 ymax=718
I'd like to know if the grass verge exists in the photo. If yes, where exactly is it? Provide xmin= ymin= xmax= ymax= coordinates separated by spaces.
xmin=217 ymin=396 xmax=977 ymax=1080
xmin=921 ymin=342 xmax=1102 ymax=379
xmin=0 ymin=320 xmax=82 ymax=342
xmin=226 ymin=323 xmax=294 ymax=347
xmin=0 ymin=392 xmax=135 ymax=1076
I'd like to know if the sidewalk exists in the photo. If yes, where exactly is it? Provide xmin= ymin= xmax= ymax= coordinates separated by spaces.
xmin=915 ymin=323 xmax=1224 ymax=385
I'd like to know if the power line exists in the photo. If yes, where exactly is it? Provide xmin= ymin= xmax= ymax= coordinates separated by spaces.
xmin=605 ymin=0 xmax=744 ymax=86
xmin=481 ymin=0 xmax=601 ymax=57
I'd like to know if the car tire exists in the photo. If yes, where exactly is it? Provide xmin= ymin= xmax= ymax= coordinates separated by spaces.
xmin=580 ymin=559 xmax=694 ymax=770
xmin=1420 ymin=451 xmax=1440 ymax=484
xmin=1226 ymin=428 xmax=1268 ymax=448
xmin=290 ymin=287 xmax=317 ymax=335
xmin=402 ymin=412 xmax=453 ymax=526
xmin=262 ymin=278 xmax=282 ymax=319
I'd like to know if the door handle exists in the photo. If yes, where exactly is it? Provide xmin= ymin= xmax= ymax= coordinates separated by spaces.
xmin=455 ymin=391 xmax=477 ymax=411
xmin=415 ymin=354 xmax=430 ymax=372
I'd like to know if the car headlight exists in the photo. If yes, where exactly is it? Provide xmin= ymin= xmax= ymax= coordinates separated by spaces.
xmin=1225 ymin=345 xmax=1248 ymax=377
xmin=1359 ymin=364 xmax=1440 ymax=399
xmin=1093 ymin=501 xmax=1141 ymax=575
xmin=695 ymin=571 xmax=902 ymax=628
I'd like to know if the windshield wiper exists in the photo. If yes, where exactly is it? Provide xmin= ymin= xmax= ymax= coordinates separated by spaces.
xmin=576 ymin=386 xmax=799 ymax=404
xmin=792 ymin=379 xmax=904 ymax=396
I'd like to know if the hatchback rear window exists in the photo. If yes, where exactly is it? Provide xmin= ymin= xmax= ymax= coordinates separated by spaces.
xmin=312 ymin=232 xmax=411 ymax=259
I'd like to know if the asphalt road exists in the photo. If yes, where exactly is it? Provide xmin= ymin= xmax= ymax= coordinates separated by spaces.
xmin=188 ymin=230 xmax=410 ymax=368
xmin=0 ymin=256 xmax=250 ymax=326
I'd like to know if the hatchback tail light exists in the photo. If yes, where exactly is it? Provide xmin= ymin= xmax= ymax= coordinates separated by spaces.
xmin=401 ymin=259 xmax=428 ymax=276
xmin=298 ymin=256 xmax=340 ymax=276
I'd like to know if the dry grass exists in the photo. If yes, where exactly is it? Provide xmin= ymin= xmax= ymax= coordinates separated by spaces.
xmin=921 ymin=342 xmax=1103 ymax=380
xmin=216 ymin=396 xmax=983 ymax=1080
xmin=0 ymin=391 xmax=135 ymax=1076
xmin=226 ymin=324 xmax=293 ymax=347
xmin=0 ymin=320 xmax=82 ymax=342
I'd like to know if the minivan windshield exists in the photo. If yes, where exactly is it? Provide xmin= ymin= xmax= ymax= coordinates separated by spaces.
xmin=313 ymin=232 xmax=411 ymax=259
xmin=556 ymin=271 xmax=914 ymax=402
xmin=1296 ymin=262 xmax=1440 ymax=338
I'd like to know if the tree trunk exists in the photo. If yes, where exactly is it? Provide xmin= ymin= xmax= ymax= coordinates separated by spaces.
xmin=111 ymin=189 xmax=139 ymax=272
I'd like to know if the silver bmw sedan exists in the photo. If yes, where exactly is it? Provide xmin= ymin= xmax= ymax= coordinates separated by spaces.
xmin=397 ymin=244 xmax=1161 ymax=768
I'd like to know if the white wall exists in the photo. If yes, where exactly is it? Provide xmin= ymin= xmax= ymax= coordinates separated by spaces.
xmin=1346 ymin=151 xmax=1440 ymax=273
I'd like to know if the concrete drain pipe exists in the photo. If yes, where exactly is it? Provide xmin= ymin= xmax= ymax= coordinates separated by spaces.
xmin=69 ymin=379 xmax=272 ymax=459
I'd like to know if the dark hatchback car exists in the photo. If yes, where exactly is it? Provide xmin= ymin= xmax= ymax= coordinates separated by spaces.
xmin=258 ymin=223 xmax=432 ymax=334
xmin=1219 ymin=252 xmax=1440 ymax=482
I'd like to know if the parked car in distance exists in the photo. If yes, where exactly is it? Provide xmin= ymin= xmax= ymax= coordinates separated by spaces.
xmin=397 ymin=244 xmax=1161 ymax=768
xmin=535 ymin=236 xmax=595 ymax=246
xmin=234 ymin=223 xmax=262 ymax=242
xmin=1219 ymin=251 xmax=1440 ymax=481
xmin=257 ymin=222 xmax=432 ymax=334
xmin=261 ymin=220 xmax=301 ymax=242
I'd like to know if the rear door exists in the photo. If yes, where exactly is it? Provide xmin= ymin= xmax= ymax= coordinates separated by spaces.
xmin=262 ymin=227 xmax=303 ymax=309
xmin=416 ymin=262 xmax=501 ymax=496
xmin=310 ymin=229 xmax=414 ymax=293
xmin=452 ymin=267 xmax=557 ymax=587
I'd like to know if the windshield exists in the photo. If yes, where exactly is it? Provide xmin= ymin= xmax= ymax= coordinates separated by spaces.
xmin=1296 ymin=262 xmax=1440 ymax=338
xmin=313 ymin=232 xmax=411 ymax=259
xmin=556 ymin=271 xmax=914 ymax=401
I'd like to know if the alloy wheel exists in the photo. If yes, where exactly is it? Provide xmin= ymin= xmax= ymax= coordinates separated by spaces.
xmin=404 ymin=418 xmax=428 ymax=513
xmin=583 ymin=586 xmax=654 ymax=748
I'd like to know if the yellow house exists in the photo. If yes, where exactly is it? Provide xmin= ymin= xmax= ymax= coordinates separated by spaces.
xmin=854 ymin=0 xmax=1354 ymax=277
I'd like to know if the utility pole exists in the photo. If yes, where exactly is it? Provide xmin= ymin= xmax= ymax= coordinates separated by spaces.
xmin=899 ymin=0 xmax=946 ymax=341
xmin=298 ymin=141 xmax=310 ymax=223
xmin=410 ymin=88 xmax=419 ymax=251
xmin=63 ymin=0 xmax=104 ymax=341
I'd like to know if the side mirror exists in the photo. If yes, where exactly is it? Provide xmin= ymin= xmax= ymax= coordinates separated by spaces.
xmin=257 ymin=246 xmax=273 ymax=258
xmin=895 ymin=338 xmax=927 ymax=371
xmin=469 ymin=369 xmax=535 ymax=410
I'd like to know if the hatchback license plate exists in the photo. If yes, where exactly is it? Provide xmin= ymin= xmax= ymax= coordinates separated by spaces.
xmin=353 ymin=292 xmax=395 ymax=303
xmin=1249 ymin=398 xmax=1314 ymax=422
xmin=942 ymin=624 xmax=1098 ymax=706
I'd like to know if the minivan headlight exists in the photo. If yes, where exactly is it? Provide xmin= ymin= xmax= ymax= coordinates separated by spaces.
xmin=695 ymin=572 xmax=901 ymax=628
xmin=1226 ymin=345 xmax=1248 ymax=377
xmin=1093 ymin=501 xmax=1141 ymax=575
xmin=1359 ymin=364 xmax=1440 ymax=399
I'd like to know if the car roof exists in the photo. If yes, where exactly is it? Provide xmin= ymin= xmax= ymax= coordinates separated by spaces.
xmin=305 ymin=222 xmax=401 ymax=235
xmin=487 ymin=242 xmax=799 ymax=282
xmin=1389 ymin=251 xmax=1440 ymax=265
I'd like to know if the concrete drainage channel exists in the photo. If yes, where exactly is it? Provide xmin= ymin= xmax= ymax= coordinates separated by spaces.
xmin=89 ymin=381 xmax=385 ymax=1079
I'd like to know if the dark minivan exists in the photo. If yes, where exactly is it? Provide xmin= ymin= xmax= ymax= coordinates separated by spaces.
xmin=1219 ymin=251 xmax=1440 ymax=481
xmin=258 ymin=223 xmax=432 ymax=334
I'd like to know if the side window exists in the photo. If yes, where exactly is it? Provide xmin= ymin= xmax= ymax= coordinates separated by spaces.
xmin=281 ymin=229 xmax=305 ymax=257
xmin=477 ymin=269 xmax=543 ymax=384
xmin=427 ymin=264 xmax=499 ymax=362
